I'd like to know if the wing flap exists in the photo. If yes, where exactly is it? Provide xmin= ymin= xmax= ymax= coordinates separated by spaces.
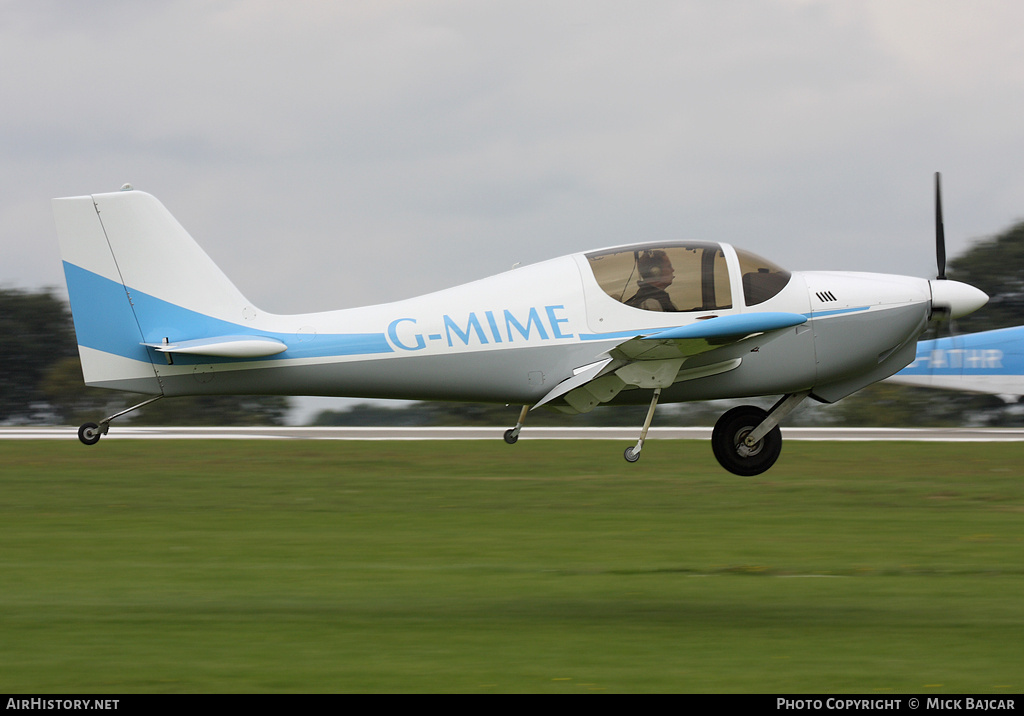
xmin=533 ymin=358 xmax=613 ymax=408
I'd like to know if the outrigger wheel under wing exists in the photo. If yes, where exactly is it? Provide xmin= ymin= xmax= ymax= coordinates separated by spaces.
xmin=513 ymin=312 xmax=810 ymax=475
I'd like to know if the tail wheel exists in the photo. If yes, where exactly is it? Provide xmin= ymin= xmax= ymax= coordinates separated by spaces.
xmin=711 ymin=406 xmax=782 ymax=476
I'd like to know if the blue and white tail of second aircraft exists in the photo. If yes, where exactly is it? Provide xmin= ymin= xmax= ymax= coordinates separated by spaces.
xmin=888 ymin=325 xmax=1024 ymax=401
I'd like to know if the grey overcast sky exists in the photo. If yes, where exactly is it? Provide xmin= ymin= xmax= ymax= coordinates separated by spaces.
xmin=4 ymin=1 xmax=1024 ymax=314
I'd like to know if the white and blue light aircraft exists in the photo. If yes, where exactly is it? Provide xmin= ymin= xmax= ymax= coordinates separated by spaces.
xmin=53 ymin=176 xmax=988 ymax=475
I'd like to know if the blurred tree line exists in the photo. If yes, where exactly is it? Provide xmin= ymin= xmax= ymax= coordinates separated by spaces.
xmin=3 ymin=220 xmax=1023 ymax=427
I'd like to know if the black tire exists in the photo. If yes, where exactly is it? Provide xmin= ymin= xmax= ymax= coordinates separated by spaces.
xmin=78 ymin=422 xmax=102 ymax=446
xmin=623 ymin=446 xmax=640 ymax=463
xmin=711 ymin=406 xmax=782 ymax=476
xmin=503 ymin=428 xmax=519 ymax=444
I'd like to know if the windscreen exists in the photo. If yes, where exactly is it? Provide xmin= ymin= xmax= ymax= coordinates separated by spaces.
xmin=734 ymin=248 xmax=791 ymax=306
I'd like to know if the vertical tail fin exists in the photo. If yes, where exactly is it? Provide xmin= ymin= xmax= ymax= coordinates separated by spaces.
xmin=53 ymin=188 xmax=261 ymax=392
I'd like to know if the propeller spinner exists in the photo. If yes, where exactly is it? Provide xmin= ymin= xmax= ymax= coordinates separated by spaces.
xmin=928 ymin=172 xmax=987 ymax=319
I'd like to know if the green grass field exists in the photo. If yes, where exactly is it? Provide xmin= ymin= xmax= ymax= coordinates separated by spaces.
xmin=1 ymin=438 xmax=1022 ymax=693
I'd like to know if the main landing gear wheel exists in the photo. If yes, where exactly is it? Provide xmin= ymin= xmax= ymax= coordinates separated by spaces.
xmin=503 ymin=428 xmax=519 ymax=444
xmin=623 ymin=446 xmax=640 ymax=463
xmin=78 ymin=422 xmax=102 ymax=446
xmin=711 ymin=406 xmax=782 ymax=476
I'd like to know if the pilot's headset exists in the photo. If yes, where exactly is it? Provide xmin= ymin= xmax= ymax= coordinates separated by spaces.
xmin=636 ymin=250 xmax=670 ymax=281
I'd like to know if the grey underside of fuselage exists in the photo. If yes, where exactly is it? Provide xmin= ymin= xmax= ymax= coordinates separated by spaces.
xmin=102 ymin=342 xmax=612 ymax=403
xmin=90 ymin=304 xmax=928 ymax=407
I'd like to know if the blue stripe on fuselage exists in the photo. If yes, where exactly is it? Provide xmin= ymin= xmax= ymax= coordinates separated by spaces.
xmin=579 ymin=329 xmax=647 ymax=341
xmin=804 ymin=306 xmax=870 ymax=318
xmin=62 ymin=262 xmax=393 ymax=363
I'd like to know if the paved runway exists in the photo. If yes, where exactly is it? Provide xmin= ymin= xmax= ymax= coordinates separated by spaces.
xmin=4 ymin=426 xmax=1024 ymax=441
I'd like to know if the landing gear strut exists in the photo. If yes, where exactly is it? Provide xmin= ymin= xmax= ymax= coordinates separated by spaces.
xmin=503 ymin=405 xmax=530 ymax=444
xmin=711 ymin=392 xmax=808 ymax=476
xmin=623 ymin=387 xmax=662 ymax=463
xmin=77 ymin=395 xmax=164 ymax=445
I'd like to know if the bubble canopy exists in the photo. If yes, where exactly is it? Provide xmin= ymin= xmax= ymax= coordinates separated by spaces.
xmin=584 ymin=242 xmax=791 ymax=312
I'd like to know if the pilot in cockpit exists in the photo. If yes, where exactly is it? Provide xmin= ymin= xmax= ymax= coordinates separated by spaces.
xmin=625 ymin=249 xmax=678 ymax=312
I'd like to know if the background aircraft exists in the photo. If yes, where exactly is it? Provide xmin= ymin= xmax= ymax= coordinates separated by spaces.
xmin=53 ymin=176 xmax=987 ymax=475
xmin=888 ymin=325 xmax=1024 ymax=403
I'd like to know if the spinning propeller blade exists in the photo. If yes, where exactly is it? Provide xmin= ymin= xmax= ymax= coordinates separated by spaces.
xmin=935 ymin=171 xmax=946 ymax=280
xmin=927 ymin=172 xmax=987 ymax=338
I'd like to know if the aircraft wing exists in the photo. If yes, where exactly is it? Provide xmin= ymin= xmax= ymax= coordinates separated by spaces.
xmin=537 ymin=312 xmax=807 ymax=413
xmin=613 ymin=311 xmax=807 ymax=361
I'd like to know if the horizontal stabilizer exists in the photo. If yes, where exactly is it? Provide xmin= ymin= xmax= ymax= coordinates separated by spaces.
xmin=142 ymin=335 xmax=288 ymax=358
xmin=643 ymin=312 xmax=806 ymax=341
